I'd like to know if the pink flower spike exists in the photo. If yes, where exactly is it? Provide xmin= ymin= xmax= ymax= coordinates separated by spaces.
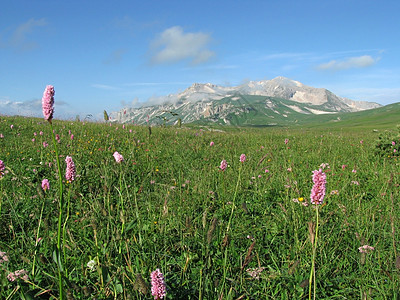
xmin=65 ymin=156 xmax=76 ymax=182
xmin=41 ymin=179 xmax=50 ymax=191
xmin=151 ymin=269 xmax=167 ymax=299
xmin=310 ymin=168 xmax=326 ymax=205
xmin=240 ymin=154 xmax=246 ymax=163
xmin=113 ymin=151 xmax=124 ymax=163
xmin=0 ymin=160 xmax=5 ymax=178
xmin=219 ymin=159 xmax=228 ymax=171
xmin=42 ymin=85 xmax=55 ymax=122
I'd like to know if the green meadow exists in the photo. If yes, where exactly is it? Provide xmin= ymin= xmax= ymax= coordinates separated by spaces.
xmin=0 ymin=115 xmax=399 ymax=299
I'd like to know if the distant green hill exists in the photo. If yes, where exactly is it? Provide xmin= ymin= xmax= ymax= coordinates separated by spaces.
xmin=189 ymin=94 xmax=399 ymax=130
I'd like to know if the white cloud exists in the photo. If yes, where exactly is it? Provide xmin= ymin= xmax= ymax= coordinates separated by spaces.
xmin=103 ymin=49 xmax=127 ymax=64
xmin=0 ymin=98 xmax=79 ymax=119
xmin=91 ymin=84 xmax=119 ymax=90
xmin=317 ymin=55 xmax=379 ymax=71
xmin=150 ymin=26 xmax=214 ymax=65
xmin=3 ymin=18 xmax=47 ymax=51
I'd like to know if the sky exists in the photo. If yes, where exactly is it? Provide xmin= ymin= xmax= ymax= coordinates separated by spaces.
xmin=1 ymin=0 xmax=399 ymax=120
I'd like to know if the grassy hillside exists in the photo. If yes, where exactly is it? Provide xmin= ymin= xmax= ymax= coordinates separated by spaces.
xmin=0 ymin=115 xmax=399 ymax=299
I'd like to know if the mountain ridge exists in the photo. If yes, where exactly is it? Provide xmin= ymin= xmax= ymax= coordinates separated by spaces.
xmin=111 ymin=77 xmax=382 ymax=126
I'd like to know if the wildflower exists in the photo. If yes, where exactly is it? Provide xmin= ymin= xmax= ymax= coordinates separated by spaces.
xmin=43 ymin=141 xmax=48 ymax=148
xmin=65 ymin=156 xmax=76 ymax=182
xmin=7 ymin=269 xmax=28 ymax=282
xmin=0 ymin=160 xmax=5 ymax=178
xmin=246 ymin=267 xmax=265 ymax=279
xmin=310 ymin=168 xmax=326 ymax=205
xmin=240 ymin=154 xmax=246 ymax=163
xmin=10 ymin=125 xmax=14 ymax=129
xmin=287 ymin=167 xmax=292 ymax=172
xmin=319 ymin=163 xmax=330 ymax=169
xmin=352 ymin=169 xmax=357 ymax=173
xmin=0 ymin=251 xmax=9 ymax=264
xmin=342 ymin=164 xmax=347 ymax=170
xmin=70 ymin=134 xmax=74 ymax=140
xmin=87 ymin=259 xmax=96 ymax=271
xmin=219 ymin=160 xmax=228 ymax=171
xmin=41 ymin=179 xmax=50 ymax=191
xmin=351 ymin=180 xmax=359 ymax=185
xmin=0 ymin=134 xmax=3 ymax=138
xmin=358 ymin=245 xmax=374 ymax=253
xmin=284 ymin=138 xmax=289 ymax=145
xmin=360 ymin=140 xmax=363 ymax=144
xmin=151 ymin=268 xmax=167 ymax=299
xmin=42 ymin=85 xmax=55 ymax=122
xmin=39 ymin=131 xmax=43 ymax=136
xmin=210 ymin=141 xmax=214 ymax=146
xmin=392 ymin=141 xmax=396 ymax=146
xmin=113 ymin=151 xmax=124 ymax=163
xmin=330 ymin=190 xmax=339 ymax=195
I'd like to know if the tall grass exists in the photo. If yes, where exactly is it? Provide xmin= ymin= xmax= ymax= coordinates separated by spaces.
xmin=0 ymin=115 xmax=399 ymax=299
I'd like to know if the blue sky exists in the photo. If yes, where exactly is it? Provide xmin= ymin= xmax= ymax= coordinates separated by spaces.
xmin=1 ymin=0 xmax=399 ymax=120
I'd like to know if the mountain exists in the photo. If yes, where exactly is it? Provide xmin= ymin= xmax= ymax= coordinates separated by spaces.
xmin=110 ymin=77 xmax=382 ymax=126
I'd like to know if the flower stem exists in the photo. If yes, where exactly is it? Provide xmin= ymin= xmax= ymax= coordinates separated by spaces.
xmin=50 ymin=123 xmax=64 ymax=300
xmin=309 ymin=206 xmax=319 ymax=300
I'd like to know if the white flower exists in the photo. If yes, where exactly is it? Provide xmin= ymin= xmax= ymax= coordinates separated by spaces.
xmin=87 ymin=259 xmax=96 ymax=271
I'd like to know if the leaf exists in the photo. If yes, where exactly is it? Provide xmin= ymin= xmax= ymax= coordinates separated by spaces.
xmin=52 ymin=248 xmax=64 ymax=272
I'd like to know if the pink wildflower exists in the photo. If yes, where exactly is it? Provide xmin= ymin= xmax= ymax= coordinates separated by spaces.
xmin=10 ymin=125 xmax=14 ymax=129
xmin=310 ymin=168 xmax=326 ymax=205
xmin=70 ymin=134 xmax=74 ymax=140
xmin=352 ymin=169 xmax=357 ymax=173
xmin=42 ymin=85 xmax=55 ymax=122
xmin=43 ymin=142 xmax=48 ymax=148
xmin=41 ymin=179 xmax=50 ymax=191
xmin=265 ymin=169 xmax=269 ymax=173
xmin=113 ymin=151 xmax=124 ymax=163
xmin=151 ymin=269 xmax=167 ymax=299
xmin=358 ymin=245 xmax=374 ymax=253
xmin=39 ymin=131 xmax=44 ymax=136
xmin=0 ymin=134 xmax=3 ymax=138
xmin=240 ymin=154 xmax=246 ymax=163
xmin=392 ymin=141 xmax=396 ymax=146
xmin=210 ymin=141 xmax=214 ymax=146
xmin=7 ymin=269 xmax=28 ymax=282
xmin=341 ymin=164 xmax=347 ymax=170
xmin=0 ymin=251 xmax=9 ymax=264
xmin=219 ymin=160 xmax=228 ymax=171
xmin=0 ymin=160 xmax=5 ymax=178
xmin=65 ymin=156 xmax=76 ymax=182
xmin=284 ymin=138 xmax=289 ymax=145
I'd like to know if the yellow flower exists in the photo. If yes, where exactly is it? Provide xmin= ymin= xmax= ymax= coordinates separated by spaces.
xmin=298 ymin=197 xmax=304 ymax=202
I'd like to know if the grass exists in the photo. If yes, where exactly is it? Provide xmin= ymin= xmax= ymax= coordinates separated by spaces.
xmin=0 ymin=115 xmax=399 ymax=299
